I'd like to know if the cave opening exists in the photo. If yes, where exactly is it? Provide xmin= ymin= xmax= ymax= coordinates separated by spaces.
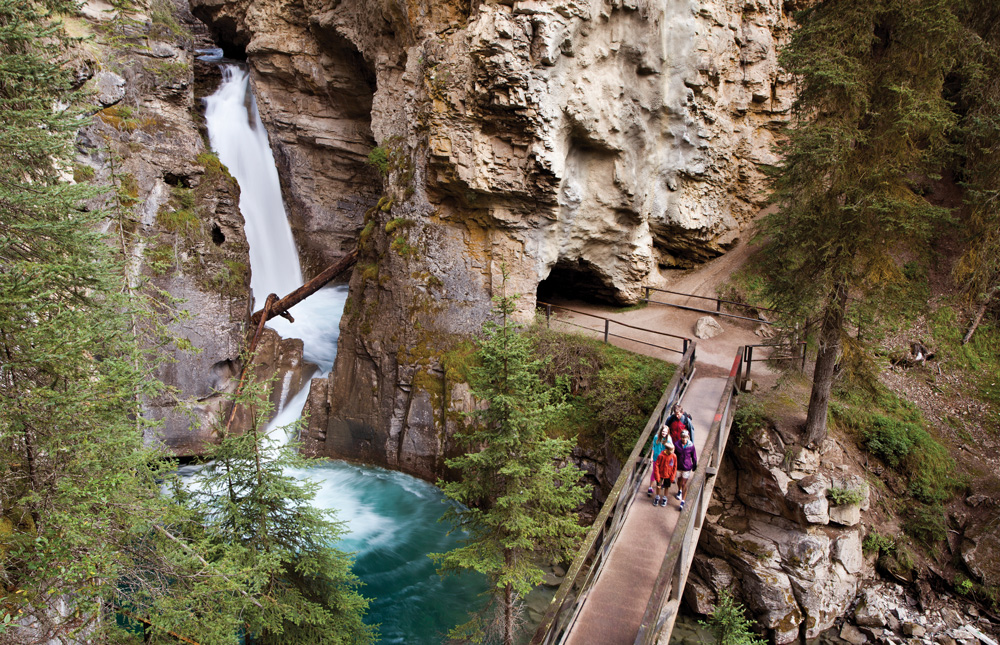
xmin=536 ymin=259 xmax=621 ymax=306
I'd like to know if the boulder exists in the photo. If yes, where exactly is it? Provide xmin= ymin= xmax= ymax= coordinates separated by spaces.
xmin=829 ymin=503 xmax=862 ymax=527
xmin=93 ymin=71 xmax=125 ymax=106
xmin=840 ymin=623 xmax=868 ymax=644
xmin=695 ymin=316 xmax=725 ymax=339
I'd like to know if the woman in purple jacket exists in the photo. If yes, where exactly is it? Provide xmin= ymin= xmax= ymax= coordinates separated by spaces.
xmin=674 ymin=430 xmax=697 ymax=510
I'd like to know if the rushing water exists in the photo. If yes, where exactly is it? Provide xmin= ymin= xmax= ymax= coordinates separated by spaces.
xmin=201 ymin=63 xmax=486 ymax=642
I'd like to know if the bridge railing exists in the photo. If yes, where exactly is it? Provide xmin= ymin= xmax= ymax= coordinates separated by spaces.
xmin=529 ymin=342 xmax=698 ymax=645
xmin=537 ymin=301 xmax=691 ymax=355
xmin=633 ymin=347 xmax=746 ymax=645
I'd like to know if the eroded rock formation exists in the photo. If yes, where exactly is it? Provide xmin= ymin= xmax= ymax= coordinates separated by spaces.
xmin=686 ymin=427 xmax=870 ymax=642
xmin=190 ymin=0 xmax=798 ymax=480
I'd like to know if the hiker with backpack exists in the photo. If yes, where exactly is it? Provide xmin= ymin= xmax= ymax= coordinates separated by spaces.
xmin=665 ymin=404 xmax=694 ymax=445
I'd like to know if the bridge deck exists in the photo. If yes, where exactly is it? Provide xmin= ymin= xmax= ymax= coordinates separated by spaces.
xmin=564 ymin=375 xmax=728 ymax=645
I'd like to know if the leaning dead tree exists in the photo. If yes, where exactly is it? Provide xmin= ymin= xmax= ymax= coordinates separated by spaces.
xmin=224 ymin=249 xmax=358 ymax=433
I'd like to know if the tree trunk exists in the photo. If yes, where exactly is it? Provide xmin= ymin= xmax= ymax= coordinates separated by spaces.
xmin=804 ymin=282 xmax=848 ymax=447
xmin=962 ymin=286 xmax=998 ymax=345
xmin=504 ymin=582 xmax=514 ymax=645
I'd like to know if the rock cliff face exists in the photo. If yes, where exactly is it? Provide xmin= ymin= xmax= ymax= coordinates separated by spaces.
xmin=190 ymin=0 xmax=797 ymax=480
xmin=687 ymin=427 xmax=870 ymax=643
xmin=72 ymin=0 xmax=310 ymax=455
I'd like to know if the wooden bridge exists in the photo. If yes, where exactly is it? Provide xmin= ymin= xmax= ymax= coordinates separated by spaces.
xmin=531 ymin=292 xmax=801 ymax=645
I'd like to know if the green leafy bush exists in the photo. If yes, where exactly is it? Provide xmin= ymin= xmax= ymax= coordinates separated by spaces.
xmin=903 ymin=504 xmax=947 ymax=547
xmin=529 ymin=328 xmax=674 ymax=459
xmin=367 ymin=146 xmax=390 ymax=176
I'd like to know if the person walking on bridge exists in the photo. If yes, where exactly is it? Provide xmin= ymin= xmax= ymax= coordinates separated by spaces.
xmin=647 ymin=426 xmax=672 ymax=497
xmin=675 ymin=430 xmax=697 ymax=510
xmin=665 ymin=404 xmax=694 ymax=446
xmin=653 ymin=443 xmax=677 ymax=507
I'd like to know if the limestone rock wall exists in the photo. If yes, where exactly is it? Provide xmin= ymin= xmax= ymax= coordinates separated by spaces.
xmin=190 ymin=0 xmax=796 ymax=478
xmin=686 ymin=427 xmax=871 ymax=643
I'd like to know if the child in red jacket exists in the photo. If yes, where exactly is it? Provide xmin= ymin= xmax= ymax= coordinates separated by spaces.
xmin=653 ymin=443 xmax=677 ymax=507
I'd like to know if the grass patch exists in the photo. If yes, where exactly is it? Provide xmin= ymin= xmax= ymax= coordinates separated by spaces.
xmin=529 ymin=328 xmax=675 ymax=460
xmin=210 ymin=259 xmax=249 ymax=298
xmin=195 ymin=152 xmax=234 ymax=183
xmin=830 ymin=384 xmax=961 ymax=504
xmin=827 ymin=485 xmax=866 ymax=506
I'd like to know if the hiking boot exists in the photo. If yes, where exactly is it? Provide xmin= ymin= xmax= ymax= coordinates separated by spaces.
xmin=679 ymin=500 xmax=685 ymax=510
xmin=647 ymin=487 xmax=653 ymax=497
xmin=674 ymin=491 xmax=682 ymax=500
xmin=653 ymin=496 xmax=660 ymax=506
xmin=660 ymin=498 xmax=668 ymax=507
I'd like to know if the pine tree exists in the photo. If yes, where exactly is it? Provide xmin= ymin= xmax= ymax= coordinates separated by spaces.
xmin=758 ymin=0 xmax=960 ymax=445
xmin=0 ymin=0 xmax=180 ymax=640
xmin=433 ymin=281 xmax=588 ymax=645
xmin=953 ymin=0 xmax=1000 ymax=343
xmin=172 ymin=377 xmax=374 ymax=645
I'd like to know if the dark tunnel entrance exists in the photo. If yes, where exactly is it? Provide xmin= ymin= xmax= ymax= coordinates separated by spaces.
xmin=536 ymin=259 xmax=622 ymax=306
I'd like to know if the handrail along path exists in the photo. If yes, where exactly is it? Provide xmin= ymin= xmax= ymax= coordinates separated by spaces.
xmin=530 ymin=343 xmax=698 ymax=645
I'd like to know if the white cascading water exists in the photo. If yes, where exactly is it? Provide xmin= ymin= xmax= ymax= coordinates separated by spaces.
xmin=198 ymin=62 xmax=486 ymax=643
xmin=204 ymin=65 xmax=302 ymax=304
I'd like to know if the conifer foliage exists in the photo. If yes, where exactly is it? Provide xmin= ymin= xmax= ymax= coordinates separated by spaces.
xmin=0 ymin=0 xmax=172 ymax=639
xmin=759 ymin=0 xmax=961 ymax=445
xmin=434 ymin=282 xmax=588 ymax=645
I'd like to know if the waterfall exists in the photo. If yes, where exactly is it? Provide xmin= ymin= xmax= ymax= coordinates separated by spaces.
xmin=200 ymin=63 xmax=486 ymax=643
xmin=204 ymin=65 xmax=302 ymax=305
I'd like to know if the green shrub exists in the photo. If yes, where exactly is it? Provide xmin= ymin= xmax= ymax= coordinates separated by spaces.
xmin=700 ymin=590 xmax=766 ymax=645
xmin=73 ymin=163 xmax=95 ymax=182
xmin=827 ymin=486 xmax=866 ymax=506
xmin=862 ymin=530 xmax=896 ymax=556
xmin=956 ymin=575 xmax=973 ymax=595
xmin=903 ymin=504 xmax=947 ymax=547
xmin=528 ymin=328 xmax=673 ymax=458
xmin=862 ymin=414 xmax=921 ymax=467
xmin=732 ymin=395 xmax=766 ymax=447
xmin=367 ymin=146 xmax=390 ymax=176
xmin=832 ymin=384 xmax=959 ymax=505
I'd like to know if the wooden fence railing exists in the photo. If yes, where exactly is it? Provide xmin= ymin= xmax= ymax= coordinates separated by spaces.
xmin=633 ymin=347 xmax=745 ymax=645
xmin=529 ymin=342 xmax=698 ymax=645
xmin=537 ymin=301 xmax=691 ymax=355
xmin=744 ymin=341 xmax=807 ymax=386
xmin=640 ymin=286 xmax=807 ymax=331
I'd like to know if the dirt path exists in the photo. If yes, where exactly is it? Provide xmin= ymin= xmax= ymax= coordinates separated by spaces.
xmin=541 ymin=238 xmax=779 ymax=382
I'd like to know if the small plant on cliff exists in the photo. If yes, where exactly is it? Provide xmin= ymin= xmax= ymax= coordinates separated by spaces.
xmin=700 ymin=590 xmax=766 ymax=645
xmin=367 ymin=146 xmax=390 ymax=176
xmin=432 ymin=274 xmax=588 ymax=645
xmin=827 ymin=485 xmax=866 ymax=506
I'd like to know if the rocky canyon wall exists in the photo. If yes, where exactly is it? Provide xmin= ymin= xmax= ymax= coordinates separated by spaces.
xmin=72 ymin=0 xmax=310 ymax=456
xmin=190 ymin=0 xmax=799 ymax=480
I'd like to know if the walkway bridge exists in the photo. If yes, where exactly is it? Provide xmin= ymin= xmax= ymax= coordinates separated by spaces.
xmin=531 ymin=293 xmax=802 ymax=645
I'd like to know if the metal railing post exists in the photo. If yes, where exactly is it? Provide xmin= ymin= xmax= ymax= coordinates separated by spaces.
xmin=744 ymin=346 xmax=753 ymax=387
xmin=716 ymin=298 xmax=721 ymax=312
xmin=604 ymin=319 xmax=610 ymax=343
xmin=546 ymin=304 xmax=552 ymax=329
xmin=644 ymin=285 xmax=650 ymax=302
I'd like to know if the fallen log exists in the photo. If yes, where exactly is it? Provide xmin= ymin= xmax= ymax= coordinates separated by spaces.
xmin=249 ymin=249 xmax=357 ymax=326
